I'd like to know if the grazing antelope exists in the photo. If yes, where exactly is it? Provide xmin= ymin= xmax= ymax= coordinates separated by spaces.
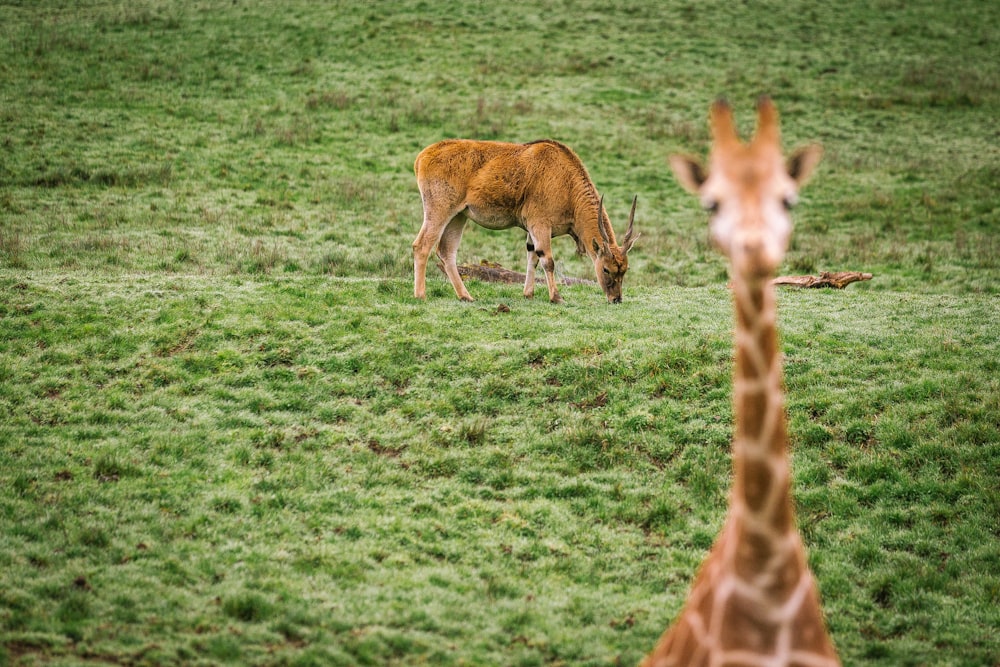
xmin=643 ymin=97 xmax=835 ymax=666
xmin=412 ymin=139 xmax=638 ymax=304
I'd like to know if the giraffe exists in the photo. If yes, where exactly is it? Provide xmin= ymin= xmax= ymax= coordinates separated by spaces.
xmin=641 ymin=97 xmax=837 ymax=667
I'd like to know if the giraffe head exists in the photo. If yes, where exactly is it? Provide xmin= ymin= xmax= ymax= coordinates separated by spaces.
xmin=669 ymin=96 xmax=823 ymax=279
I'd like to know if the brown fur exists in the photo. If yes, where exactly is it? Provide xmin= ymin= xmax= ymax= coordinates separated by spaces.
xmin=412 ymin=139 xmax=638 ymax=303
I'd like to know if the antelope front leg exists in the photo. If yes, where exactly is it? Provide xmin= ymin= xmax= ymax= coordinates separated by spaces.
xmin=541 ymin=256 xmax=563 ymax=304
xmin=523 ymin=234 xmax=539 ymax=299
xmin=530 ymin=229 xmax=563 ymax=304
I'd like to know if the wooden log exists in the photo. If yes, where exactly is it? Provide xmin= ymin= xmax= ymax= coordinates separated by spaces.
xmin=436 ymin=261 xmax=871 ymax=290
xmin=772 ymin=271 xmax=873 ymax=289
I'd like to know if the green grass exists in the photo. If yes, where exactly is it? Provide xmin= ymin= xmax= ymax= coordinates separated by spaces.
xmin=1 ymin=1 xmax=998 ymax=665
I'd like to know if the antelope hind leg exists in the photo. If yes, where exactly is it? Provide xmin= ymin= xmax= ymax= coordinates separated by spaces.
xmin=412 ymin=231 xmax=434 ymax=300
xmin=413 ymin=190 xmax=462 ymax=300
xmin=412 ymin=210 xmax=443 ymax=300
xmin=437 ymin=215 xmax=474 ymax=301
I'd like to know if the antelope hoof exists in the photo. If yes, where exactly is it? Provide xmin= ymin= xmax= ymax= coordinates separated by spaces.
xmin=459 ymin=295 xmax=475 ymax=302
xmin=550 ymin=295 xmax=565 ymax=304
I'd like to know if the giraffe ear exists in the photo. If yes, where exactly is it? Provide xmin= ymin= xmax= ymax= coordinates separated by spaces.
xmin=669 ymin=154 xmax=707 ymax=194
xmin=787 ymin=144 xmax=823 ymax=187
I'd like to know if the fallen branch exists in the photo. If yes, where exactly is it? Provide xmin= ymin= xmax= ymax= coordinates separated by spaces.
xmin=435 ymin=259 xmax=596 ymax=286
xmin=436 ymin=261 xmax=872 ymax=290
xmin=772 ymin=271 xmax=873 ymax=289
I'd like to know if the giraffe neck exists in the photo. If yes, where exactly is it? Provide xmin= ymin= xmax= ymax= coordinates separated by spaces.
xmin=641 ymin=274 xmax=841 ymax=667
xmin=729 ymin=274 xmax=795 ymax=540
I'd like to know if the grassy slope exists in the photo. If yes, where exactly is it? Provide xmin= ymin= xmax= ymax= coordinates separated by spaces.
xmin=1 ymin=1 xmax=998 ymax=666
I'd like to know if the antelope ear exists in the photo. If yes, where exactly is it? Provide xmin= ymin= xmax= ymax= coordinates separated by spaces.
xmin=669 ymin=154 xmax=707 ymax=194
xmin=787 ymin=144 xmax=823 ymax=187
xmin=591 ymin=238 xmax=603 ymax=255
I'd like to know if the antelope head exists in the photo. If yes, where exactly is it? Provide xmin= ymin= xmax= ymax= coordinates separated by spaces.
xmin=592 ymin=194 xmax=639 ymax=303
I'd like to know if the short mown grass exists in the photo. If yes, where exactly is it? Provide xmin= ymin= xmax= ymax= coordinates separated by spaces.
xmin=1 ymin=277 xmax=997 ymax=665
xmin=2 ymin=1 xmax=999 ymax=665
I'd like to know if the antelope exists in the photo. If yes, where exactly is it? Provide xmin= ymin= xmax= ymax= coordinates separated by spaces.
xmin=412 ymin=139 xmax=639 ymax=304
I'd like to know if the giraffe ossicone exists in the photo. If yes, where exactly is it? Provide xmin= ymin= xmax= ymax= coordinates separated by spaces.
xmin=643 ymin=97 xmax=838 ymax=667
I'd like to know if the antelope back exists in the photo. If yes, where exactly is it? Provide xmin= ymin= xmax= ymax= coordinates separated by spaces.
xmin=415 ymin=140 xmax=523 ymax=202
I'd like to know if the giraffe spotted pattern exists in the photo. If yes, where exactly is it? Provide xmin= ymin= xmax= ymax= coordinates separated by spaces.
xmin=644 ymin=98 xmax=838 ymax=667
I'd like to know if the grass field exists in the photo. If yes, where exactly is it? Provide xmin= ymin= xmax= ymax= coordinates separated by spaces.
xmin=1 ymin=1 xmax=998 ymax=665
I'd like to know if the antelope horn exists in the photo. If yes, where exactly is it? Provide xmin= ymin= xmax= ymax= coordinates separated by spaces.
xmin=596 ymin=194 xmax=612 ymax=246
xmin=710 ymin=97 xmax=740 ymax=149
xmin=753 ymin=94 xmax=780 ymax=146
xmin=623 ymin=194 xmax=637 ymax=247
